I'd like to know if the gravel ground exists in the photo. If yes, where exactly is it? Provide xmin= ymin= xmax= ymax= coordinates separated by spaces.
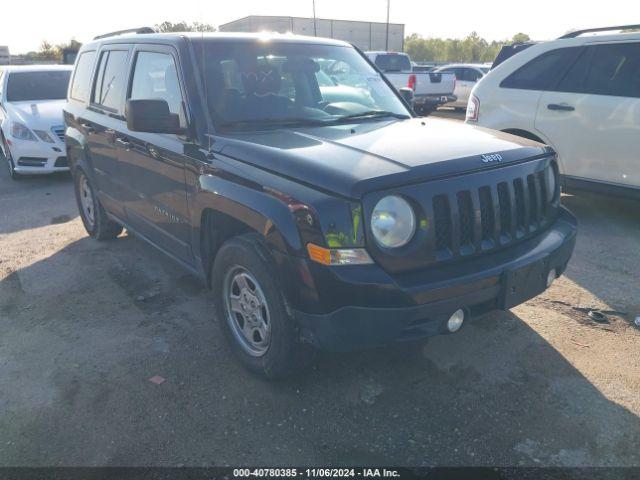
xmin=0 ymin=147 xmax=638 ymax=467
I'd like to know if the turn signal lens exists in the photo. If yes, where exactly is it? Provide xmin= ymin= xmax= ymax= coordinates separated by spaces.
xmin=307 ymin=243 xmax=373 ymax=266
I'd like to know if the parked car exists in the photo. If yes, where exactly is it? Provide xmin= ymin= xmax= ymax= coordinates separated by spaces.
xmin=412 ymin=63 xmax=435 ymax=72
xmin=491 ymin=42 xmax=537 ymax=70
xmin=65 ymin=30 xmax=577 ymax=379
xmin=468 ymin=25 xmax=640 ymax=198
xmin=0 ymin=65 xmax=73 ymax=179
xmin=365 ymin=51 xmax=456 ymax=114
xmin=434 ymin=63 xmax=490 ymax=110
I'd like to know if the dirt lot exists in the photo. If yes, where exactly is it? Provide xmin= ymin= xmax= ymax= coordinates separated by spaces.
xmin=0 ymin=141 xmax=639 ymax=467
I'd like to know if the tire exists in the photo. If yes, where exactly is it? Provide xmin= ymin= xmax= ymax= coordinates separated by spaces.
xmin=73 ymin=168 xmax=123 ymax=240
xmin=416 ymin=105 xmax=435 ymax=116
xmin=211 ymin=233 xmax=314 ymax=379
xmin=2 ymin=135 xmax=21 ymax=180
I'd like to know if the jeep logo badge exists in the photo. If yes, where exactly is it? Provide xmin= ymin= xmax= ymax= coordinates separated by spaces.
xmin=481 ymin=153 xmax=503 ymax=163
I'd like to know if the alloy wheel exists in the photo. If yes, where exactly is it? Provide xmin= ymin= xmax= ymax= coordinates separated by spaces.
xmin=223 ymin=266 xmax=272 ymax=357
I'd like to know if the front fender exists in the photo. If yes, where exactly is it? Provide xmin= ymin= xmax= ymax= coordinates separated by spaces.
xmin=64 ymin=124 xmax=93 ymax=177
xmin=193 ymin=172 xmax=303 ymax=256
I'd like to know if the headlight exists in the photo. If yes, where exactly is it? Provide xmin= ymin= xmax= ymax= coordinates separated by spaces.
xmin=33 ymin=129 xmax=55 ymax=143
xmin=371 ymin=195 xmax=416 ymax=248
xmin=10 ymin=122 xmax=37 ymax=141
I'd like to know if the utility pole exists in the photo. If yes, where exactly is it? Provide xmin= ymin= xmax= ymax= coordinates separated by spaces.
xmin=385 ymin=0 xmax=390 ymax=51
xmin=313 ymin=0 xmax=317 ymax=36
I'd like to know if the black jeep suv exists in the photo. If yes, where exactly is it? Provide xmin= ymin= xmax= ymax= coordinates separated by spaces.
xmin=64 ymin=30 xmax=577 ymax=378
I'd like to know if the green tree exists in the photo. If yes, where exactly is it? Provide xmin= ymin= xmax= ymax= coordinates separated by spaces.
xmin=155 ymin=21 xmax=216 ymax=33
xmin=404 ymin=32 xmax=531 ymax=63
xmin=37 ymin=41 xmax=58 ymax=60
xmin=512 ymin=32 xmax=531 ymax=43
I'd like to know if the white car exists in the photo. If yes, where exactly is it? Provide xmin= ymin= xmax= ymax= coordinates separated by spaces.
xmin=0 ymin=65 xmax=73 ymax=179
xmin=467 ymin=25 xmax=640 ymax=198
xmin=364 ymin=52 xmax=456 ymax=114
xmin=434 ymin=63 xmax=490 ymax=109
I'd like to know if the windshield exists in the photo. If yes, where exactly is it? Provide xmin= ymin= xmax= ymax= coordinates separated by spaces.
xmin=193 ymin=40 xmax=410 ymax=129
xmin=6 ymin=70 xmax=71 ymax=102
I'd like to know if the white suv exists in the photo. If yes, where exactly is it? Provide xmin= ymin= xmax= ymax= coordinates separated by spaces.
xmin=0 ymin=65 xmax=73 ymax=179
xmin=467 ymin=25 xmax=640 ymax=198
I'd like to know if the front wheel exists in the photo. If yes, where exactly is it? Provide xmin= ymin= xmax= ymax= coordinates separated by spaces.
xmin=2 ymin=136 xmax=21 ymax=180
xmin=212 ymin=234 xmax=313 ymax=379
xmin=73 ymin=168 xmax=123 ymax=240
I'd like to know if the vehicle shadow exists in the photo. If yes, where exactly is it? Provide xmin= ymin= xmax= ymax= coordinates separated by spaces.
xmin=559 ymin=192 xmax=640 ymax=318
xmin=0 ymin=233 xmax=638 ymax=467
xmin=0 ymin=150 xmax=76 ymax=235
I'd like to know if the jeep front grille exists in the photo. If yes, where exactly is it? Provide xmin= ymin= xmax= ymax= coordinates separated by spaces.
xmin=431 ymin=164 xmax=558 ymax=259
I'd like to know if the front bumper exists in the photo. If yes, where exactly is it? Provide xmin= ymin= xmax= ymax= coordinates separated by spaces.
xmin=6 ymin=137 xmax=68 ymax=174
xmin=293 ymin=208 xmax=577 ymax=351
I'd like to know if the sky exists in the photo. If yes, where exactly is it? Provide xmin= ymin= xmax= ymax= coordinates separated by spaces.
xmin=3 ymin=0 xmax=640 ymax=54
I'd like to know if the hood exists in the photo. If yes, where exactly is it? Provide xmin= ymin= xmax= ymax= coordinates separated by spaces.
xmin=218 ymin=117 xmax=552 ymax=198
xmin=6 ymin=100 xmax=66 ymax=130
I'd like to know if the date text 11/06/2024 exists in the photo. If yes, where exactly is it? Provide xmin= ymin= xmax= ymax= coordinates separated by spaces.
xmin=232 ymin=468 xmax=401 ymax=478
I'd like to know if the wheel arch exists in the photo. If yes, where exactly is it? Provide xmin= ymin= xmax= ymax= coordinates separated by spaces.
xmin=501 ymin=128 xmax=546 ymax=144
xmin=501 ymin=128 xmax=566 ymax=175
xmin=194 ymin=175 xmax=304 ymax=288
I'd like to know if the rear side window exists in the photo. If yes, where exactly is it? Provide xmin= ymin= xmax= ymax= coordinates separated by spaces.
xmin=70 ymin=51 xmax=96 ymax=102
xmin=92 ymin=49 xmax=129 ymax=113
xmin=501 ymin=47 xmax=580 ymax=91
xmin=374 ymin=54 xmax=411 ymax=72
xmin=558 ymin=43 xmax=640 ymax=98
xmin=464 ymin=69 xmax=483 ymax=82
xmin=129 ymin=51 xmax=185 ymax=124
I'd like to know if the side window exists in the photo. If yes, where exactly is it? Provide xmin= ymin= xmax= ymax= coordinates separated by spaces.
xmin=581 ymin=43 xmax=640 ymax=98
xmin=92 ymin=49 xmax=129 ymax=113
xmin=501 ymin=47 xmax=581 ymax=91
xmin=465 ymin=69 xmax=482 ymax=82
xmin=70 ymin=51 xmax=96 ymax=102
xmin=129 ymin=51 xmax=185 ymax=125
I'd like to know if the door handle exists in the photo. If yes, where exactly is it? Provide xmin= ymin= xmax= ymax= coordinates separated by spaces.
xmin=547 ymin=103 xmax=575 ymax=112
xmin=115 ymin=137 xmax=133 ymax=150
xmin=81 ymin=123 xmax=95 ymax=134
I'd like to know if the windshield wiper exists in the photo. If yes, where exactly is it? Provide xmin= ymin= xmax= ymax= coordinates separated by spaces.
xmin=331 ymin=110 xmax=411 ymax=123
xmin=218 ymin=117 xmax=329 ymax=129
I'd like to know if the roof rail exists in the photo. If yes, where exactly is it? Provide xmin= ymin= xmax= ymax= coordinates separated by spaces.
xmin=559 ymin=24 xmax=640 ymax=39
xmin=93 ymin=27 xmax=155 ymax=40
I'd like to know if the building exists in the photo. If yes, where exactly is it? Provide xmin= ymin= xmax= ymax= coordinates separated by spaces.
xmin=0 ymin=46 xmax=10 ymax=65
xmin=219 ymin=15 xmax=405 ymax=52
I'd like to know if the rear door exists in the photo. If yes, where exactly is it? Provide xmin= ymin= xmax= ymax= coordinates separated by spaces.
xmin=118 ymin=45 xmax=193 ymax=263
xmin=85 ymin=46 xmax=132 ymax=216
xmin=535 ymin=42 xmax=640 ymax=188
xmin=496 ymin=46 xmax=582 ymax=135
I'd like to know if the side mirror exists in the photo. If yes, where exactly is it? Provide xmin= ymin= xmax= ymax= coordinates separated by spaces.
xmin=398 ymin=87 xmax=415 ymax=106
xmin=126 ymin=99 xmax=183 ymax=134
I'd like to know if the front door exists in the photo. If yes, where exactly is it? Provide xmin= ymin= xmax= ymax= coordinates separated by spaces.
xmin=85 ymin=47 xmax=132 ymax=217
xmin=535 ymin=42 xmax=640 ymax=188
xmin=118 ymin=46 xmax=193 ymax=263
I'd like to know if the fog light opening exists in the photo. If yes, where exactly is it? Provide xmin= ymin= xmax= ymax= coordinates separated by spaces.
xmin=446 ymin=309 xmax=465 ymax=333
xmin=546 ymin=268 xmax=558 ymax=288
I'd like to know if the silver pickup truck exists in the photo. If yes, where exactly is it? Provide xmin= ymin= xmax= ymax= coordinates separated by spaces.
xmin=365 ymin=51 xmax=456 ymax=114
